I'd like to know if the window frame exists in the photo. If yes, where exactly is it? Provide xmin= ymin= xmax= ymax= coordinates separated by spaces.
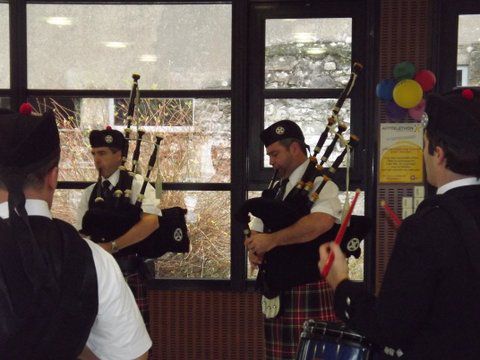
xmin=7 ymin=0 xmax=377 ymax=292
xmin=246 ymin=0 xmax=377 ymax=289
xmin=247 ymin=1 xmax=369 ymax=190
xmin=435 ymin=0 xmax=480 ymax=92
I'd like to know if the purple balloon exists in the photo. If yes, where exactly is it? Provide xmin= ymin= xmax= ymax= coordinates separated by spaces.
xmin=386 ymin=101 xmax=408 ymax=120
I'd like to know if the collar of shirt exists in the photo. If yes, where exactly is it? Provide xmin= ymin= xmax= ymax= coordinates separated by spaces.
xmin=0 ymin=199 xmax=52 ymax=219
xmin=102 ymin=168 xmax=120 ymax=188
xmin=437 ymin=177 xmax=480 ymax=195
xmin=283 ymin=159 xmax=310 ymax=195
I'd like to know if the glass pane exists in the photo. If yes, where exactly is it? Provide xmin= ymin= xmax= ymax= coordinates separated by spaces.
xmin=0 ymin=3 xmax=9 ymax=88
xmin=27 ymin=4 xmax=231 ymax=90
xmin=154 ymin=191 xmax=231 ymax=279
xmin=265 ymin=18 xmax=352 ymax=89
xmin=52 ymin=189 xmax=231 ymax=280
xmin=245 ymin=190 xmax=364 ymax=280
xmin=457 ymin=15 xmax=480 ymax=87
xmin=51 ymin=189 xmax=84 ymax=225
xmin=264 ymin=98 xmax=351 ymax=167
xmin=30 ymin=97 xmax=231 ymax=183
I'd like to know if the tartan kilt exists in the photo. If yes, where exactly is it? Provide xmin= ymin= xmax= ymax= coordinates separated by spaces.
xmin=126 ymin=272 xmax=149 ymax=328
xmin=264 ymin=279 xmax=338 ymax=360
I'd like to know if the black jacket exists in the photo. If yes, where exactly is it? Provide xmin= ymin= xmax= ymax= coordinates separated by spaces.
xmin=0 ymin=216 xmax=98 ymax=359
xmin=335 ymin=185 xmax=480 ymax=359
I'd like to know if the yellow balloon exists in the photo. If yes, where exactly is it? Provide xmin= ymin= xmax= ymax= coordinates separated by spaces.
xmin=392 ymin=79 xmax=423 ymax=109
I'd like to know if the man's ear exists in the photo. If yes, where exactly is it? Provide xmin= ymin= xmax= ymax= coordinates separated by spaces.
xmin=435 ymin=145 xmax=447 ymax=166
xmin=290 ymin=141 xmax=302 ymax=155
xmin=46 ymin=166 xmax=59 ymax=191
xmin=114 ymin=149 xmax=123 ymax=162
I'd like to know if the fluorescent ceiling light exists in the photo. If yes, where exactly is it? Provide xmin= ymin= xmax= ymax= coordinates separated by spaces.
xmin=46 ymin=17 xmax=72 ymax=26
xmin=103 ymin=42 xmax=128 ymax=49
xmin=139 ymin=54 xmax=158 ymax=62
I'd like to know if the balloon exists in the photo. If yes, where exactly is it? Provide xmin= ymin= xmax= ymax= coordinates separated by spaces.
xmin=414 ymin=70 xmax=436 ymax=92
xmin=386 ymin=101 xmax=408 ymax=119
xmin=376 ymin=79 xmax=397 ymax=101
xmin=393 ymin=61 xmax=416 ymax=80
xmin=392 ymin=79 xmax=423 ymax=109
xmin=408 ymin=99 xmax=426 ymax=120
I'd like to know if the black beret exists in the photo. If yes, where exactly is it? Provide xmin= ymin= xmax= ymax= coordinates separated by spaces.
xmin=425 ymin=87 xmax=480 ymax=148
xmin=89 ymin=128 xmax=125 ymax=150
xmin=260 ymin=120 xmax=306 ymax=148
xmin=0 ymin=108 xmax=60 ymax=169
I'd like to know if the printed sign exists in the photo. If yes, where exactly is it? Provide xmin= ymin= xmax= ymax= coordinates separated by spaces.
xmin=379 ymin=123 xmax=424 ymax=183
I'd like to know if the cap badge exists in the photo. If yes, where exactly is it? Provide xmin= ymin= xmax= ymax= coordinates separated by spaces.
xmin=105 ymin=135 xmax=113 ymax=144
xmin=275 ymin=126 xmax=285 ymax=135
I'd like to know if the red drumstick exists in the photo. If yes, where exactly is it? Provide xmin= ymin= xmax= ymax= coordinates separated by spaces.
xmin=321 ymin=189 xmax=361 ymax=278
xmin=380 ymin=200 xmax=402 ymax=228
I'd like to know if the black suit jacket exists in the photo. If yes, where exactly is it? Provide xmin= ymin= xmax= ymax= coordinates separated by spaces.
xmin=335 ymin=184 xmax=480 ymax=359
xmin=0 ymin=216 xmax=98 ymax=359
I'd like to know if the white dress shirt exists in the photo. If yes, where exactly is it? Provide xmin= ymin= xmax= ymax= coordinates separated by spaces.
xmin=0 ymin=199 xmax=152 ymax=359
xmin=76 ymin=168 xmax=161 ymax=230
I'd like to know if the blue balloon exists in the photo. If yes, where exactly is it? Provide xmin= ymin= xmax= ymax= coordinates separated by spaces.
xmin=376 ymin=79 xmax=397 ymax=101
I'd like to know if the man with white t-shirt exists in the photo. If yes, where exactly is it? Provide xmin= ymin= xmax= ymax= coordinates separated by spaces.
xmin=0 ymin=105 xmax=151 ymax=359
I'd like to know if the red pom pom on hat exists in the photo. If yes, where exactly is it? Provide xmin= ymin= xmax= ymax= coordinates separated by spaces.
xmin=106 ymin=125 xmax=112 ymax=130
xmin=19 ymin=102 xmax=33 ymax=115
xmin=461 ymin=89 xmax=474 ymax=101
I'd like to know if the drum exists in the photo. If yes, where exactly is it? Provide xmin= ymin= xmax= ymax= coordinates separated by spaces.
xmin=296 ymin=320 xmax=373 ymax=360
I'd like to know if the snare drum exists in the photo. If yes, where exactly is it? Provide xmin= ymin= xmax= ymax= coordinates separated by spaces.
xmin=296 ymin=320 xmax=373 ymax=360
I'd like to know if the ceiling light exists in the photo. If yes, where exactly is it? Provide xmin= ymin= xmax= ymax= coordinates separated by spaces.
xmin=103 ymin=42 xmax=128 ymax=49
xmin=46 ymin=17 xmax=72 ymax=26
xmin=139 ymin=54 xmax=158 ymax=62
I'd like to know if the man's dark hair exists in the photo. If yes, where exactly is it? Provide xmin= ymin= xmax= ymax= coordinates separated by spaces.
xmin=0 ymin=150 xmax=60 ymax=191
xmin=425 ymin=128 xmax=480 ymax=177
xmin=279 ymin=138 xmax=308 ymax=156
xmin=425 ymin=89 xmax=480 ymax=178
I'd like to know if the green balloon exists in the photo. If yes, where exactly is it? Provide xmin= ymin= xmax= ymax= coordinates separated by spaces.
xmin=393 ymin=61 xmax=416 ymax=80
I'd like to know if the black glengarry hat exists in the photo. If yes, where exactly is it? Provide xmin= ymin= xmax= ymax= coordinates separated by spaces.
xmin=0 ymin=107 xmax=60 ymax=170
xmin=89 ymin=127 xmax=125 ymax=150
xmin=425 ymin=87 xmax=480 ymax=148
xmin=260 ymin=120 xmax=307 ymax=148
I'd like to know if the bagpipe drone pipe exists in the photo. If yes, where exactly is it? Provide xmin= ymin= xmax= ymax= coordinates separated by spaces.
xmin=81 ymin=74 xmax=189 ymax=258
xmin=236 ymin=63 xmax=371 ymax=298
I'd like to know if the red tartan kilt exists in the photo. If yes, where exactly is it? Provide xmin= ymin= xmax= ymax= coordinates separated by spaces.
xmin=264 ymin=279 xmax=339 ymax=360
xmin=126 ymin=272 xmax=149 ymax=326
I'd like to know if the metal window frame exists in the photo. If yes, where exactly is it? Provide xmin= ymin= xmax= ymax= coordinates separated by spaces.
xmin=6 ymin=0 xmax=377 ymax=292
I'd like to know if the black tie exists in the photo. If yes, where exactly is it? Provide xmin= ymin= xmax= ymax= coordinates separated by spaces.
xmin=101 ymin=180 xmax=112 ymax=199
xmin=274 ymin=178 xmax=288 ymax=200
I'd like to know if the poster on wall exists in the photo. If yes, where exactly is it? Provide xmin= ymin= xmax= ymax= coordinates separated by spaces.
xmin=379 ymin=123 xmax=424 ymax=183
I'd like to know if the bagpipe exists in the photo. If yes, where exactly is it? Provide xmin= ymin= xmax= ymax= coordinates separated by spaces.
xmin=81 ymin=74 xmax=189 ymax=258
xmin=236 ymin=62 xmax=371 ymax=298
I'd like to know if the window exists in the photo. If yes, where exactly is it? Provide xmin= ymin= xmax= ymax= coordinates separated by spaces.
xmin=0 ymin=3 xmax=9 ymax=89
xmin=26 ymin=3 xmax=232 ymax=280
xmin=27 ymin=4 xmax=231 ymax=90
xmin=8 ymin=0 xmax=374 ymax=289
xmin=437 ymin=1 xmax=480 ymax=91
xmin=457 ymin=15 xmax=480 ymax=87
xmin=247 ymin=2 xmax=371 ymax=280
xmin=249 ymin=4 xmax=367 ymax=185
